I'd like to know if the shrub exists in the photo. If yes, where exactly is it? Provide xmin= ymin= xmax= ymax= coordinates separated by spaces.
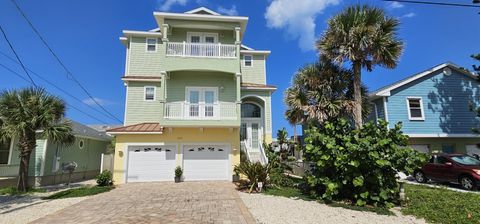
xmin=234 ymin=161 xmax=269 ymax=193
xmin=269 ymin=172 xmax=295 ymax=187
xmin=304 ymin=119 xmax=428 ymax=207
xmin=175 ymin=166 xmax=183 ymax=178
xmin=96 ymin=170 xmax=113 ymax=186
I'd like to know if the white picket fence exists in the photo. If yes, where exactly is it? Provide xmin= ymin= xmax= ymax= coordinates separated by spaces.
xmin=100 ymin=153 xmax=114 ymax=173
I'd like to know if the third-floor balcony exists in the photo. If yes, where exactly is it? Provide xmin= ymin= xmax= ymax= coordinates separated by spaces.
xmin=165 ymin=102 xmax=237 ymax=120
xmin=166 ymin=42 xmax=237 ymax=58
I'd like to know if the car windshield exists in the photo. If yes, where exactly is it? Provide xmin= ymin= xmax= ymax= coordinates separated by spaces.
xmin=450 ymin=156 xmax=480 ymax=166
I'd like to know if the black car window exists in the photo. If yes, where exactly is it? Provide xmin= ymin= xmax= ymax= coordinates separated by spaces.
xmin=437 ymin=156 xmax=449 ymax=164
xmin=429 ymin=155 xmax=436 ymax=163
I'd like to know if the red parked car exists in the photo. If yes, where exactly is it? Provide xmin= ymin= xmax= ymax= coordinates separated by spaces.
xmin=414 ymin=153 xmax=480 ymax=190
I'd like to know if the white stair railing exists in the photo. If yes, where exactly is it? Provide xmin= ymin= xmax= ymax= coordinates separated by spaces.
xmin=240 ymin=140 xmax=251 ymax=162
xmin=259 ymin=143 xmax=269 ymax=165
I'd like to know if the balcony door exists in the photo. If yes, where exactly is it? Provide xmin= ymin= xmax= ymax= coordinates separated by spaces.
xmin=187 ymin=32 xmax=218 ymax=56
xmin=186 ymin=87 xmax=218 ymax=119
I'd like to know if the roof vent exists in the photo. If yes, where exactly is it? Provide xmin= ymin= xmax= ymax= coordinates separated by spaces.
xmin=443 ymin=67 xmax=452 ymax=76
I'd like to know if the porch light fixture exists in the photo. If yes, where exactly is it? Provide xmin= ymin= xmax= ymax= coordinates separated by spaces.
xmin=220 ymin=86 xmax=225 ymax=91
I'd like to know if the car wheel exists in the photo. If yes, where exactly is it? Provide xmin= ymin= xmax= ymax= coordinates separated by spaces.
xmin=460 ymin=176 xmax=476 ymax=191
xmin=414 ymin=171 xmax=427 ymax=183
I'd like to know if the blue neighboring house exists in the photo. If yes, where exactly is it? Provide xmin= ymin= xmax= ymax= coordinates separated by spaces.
xmin=369 ymin=62 xmax=480 ymax=156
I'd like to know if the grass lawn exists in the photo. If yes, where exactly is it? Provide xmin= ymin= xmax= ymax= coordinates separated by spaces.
xmin=0 ymin=186 xmax=46 ymax=195
xmin=402 ymin=184 xmax=480 ymax=224
xmin=263 ymin=186 xmax=392 ymax=215
xmin=43 ymin=186 xmax=114 ymax=200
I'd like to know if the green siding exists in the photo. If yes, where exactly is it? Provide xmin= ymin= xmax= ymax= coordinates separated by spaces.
xmin=127 ymin=37 xmax=165 ymax=76
xmin=43 ymin=137 xmax=109 ymax=176
xmin=169 ymin=28 xmax=235 ymax=44
xmin=165 ymin=19 xmax=241 ymax=32
xmin=241 ymin=54 xmax=266 ymax=84
xmin=163 ymin=71 xmax=240 ymax=127
xmin=28 ymin=139 xmax=46 ymax=176
xmin=125 ymin=81 xmax=164 ymax=125
xmin=167 ymin=71 xmax=236 ymax=102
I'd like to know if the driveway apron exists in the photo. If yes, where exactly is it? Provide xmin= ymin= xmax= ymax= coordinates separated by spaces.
xmin=31 ymin=181 xmax=255 ymax=224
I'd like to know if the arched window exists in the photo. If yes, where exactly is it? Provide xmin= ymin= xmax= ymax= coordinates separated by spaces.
xmin=241 ymin=103 xmax=261 ymax=118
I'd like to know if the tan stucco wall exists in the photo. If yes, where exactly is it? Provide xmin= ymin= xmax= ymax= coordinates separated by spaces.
xmin=112 ymin=127 xmax=240 ymax=184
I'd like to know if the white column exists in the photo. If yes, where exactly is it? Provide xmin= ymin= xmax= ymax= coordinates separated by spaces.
xmin=162 ymin=24 xmax=169 ymax=42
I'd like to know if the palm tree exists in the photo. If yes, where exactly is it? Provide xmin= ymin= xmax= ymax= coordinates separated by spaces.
xmin=285 ymin=107 xmax=304 ymax=142
xmin=0 ymin=88 xmax=74 ymax=191
xmin=317 ymin=4 xmax=403 ymax=128
xmin=284 ymin=59 xmax=370 ymax=125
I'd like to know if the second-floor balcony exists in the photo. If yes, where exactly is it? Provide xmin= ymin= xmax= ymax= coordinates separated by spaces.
xmin=166 ymin=42 xmax=237 ymax=59
xmin=165 ymin=102 xmax=237 ymax=120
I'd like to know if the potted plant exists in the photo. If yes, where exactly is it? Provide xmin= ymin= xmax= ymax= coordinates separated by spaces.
xmin=174 ymin=166 xmax=183 ymax=183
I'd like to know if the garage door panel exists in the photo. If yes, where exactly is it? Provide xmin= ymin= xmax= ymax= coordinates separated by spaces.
xmin=127 ymin=146 xmax=176 ymax=182
xmin=183 ymin=145 xmax=230 ymax=181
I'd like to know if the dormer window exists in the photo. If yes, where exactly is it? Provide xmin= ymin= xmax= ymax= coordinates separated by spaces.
xmin=146 ymin=38 xmax=157 ymax=52
xmin=407 ymin=97 xmax=424 ymax=120
xmin=244 ymin=55 xmax=252 ymax=67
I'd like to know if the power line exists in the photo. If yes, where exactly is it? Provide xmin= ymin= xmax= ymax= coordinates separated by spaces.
xmin=10 ymin=0 xmax=122 ymax=123
xmin=0 ymin=51 xmax=120 ymax=123
xmin=383 ymin=0 xmax=480 ymax=8
xmin=0 ymin=23 xmax=37 ymax=87
xmin=0 ymin=63 xmax=109 ymax=124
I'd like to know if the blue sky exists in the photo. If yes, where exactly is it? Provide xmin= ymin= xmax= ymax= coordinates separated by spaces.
xmin=0 ymin=0 xmax=479 ymax=137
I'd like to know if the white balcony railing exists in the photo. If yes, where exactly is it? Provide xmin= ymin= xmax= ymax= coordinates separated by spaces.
xmin=166 ymin=42 xmax=237 ymax=58
xmin=165 ymin=102 xmax=237 ymax=120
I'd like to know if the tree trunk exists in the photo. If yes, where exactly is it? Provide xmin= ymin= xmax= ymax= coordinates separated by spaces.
xmin=17 ymin=135 xmax=36 ymax=192
xmin=353 ymin=62 xmax=363 ymax=129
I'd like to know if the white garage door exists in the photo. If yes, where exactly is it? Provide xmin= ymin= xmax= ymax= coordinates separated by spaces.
xmin=127 ymin=145 xmax=176 ymax=183
xmin=409 ymin=145 xmax=429 ymax=153
xmin=183 ymin=145 xmax=230 ymax=181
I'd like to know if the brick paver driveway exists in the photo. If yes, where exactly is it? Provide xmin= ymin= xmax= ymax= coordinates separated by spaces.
xmin=31 ymin=182 xmax=255 ymax=224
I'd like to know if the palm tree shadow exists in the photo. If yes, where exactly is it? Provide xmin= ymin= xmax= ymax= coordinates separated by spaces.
xmin=427 ymin=70 xmax=480 ymax=136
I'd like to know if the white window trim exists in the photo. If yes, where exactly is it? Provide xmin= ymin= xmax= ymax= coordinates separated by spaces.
xmin=0 ymin=138 xmax=14 ymax=165
xmin=185 ymin=87 xmax=219 ymax=103
xmin=144 ymin=86 xmax=156 ymax=101
xmin=146 ymin=38 xmax=157 ymax=52
xmin=243 ymin=54 xmax=253 ymax=67
xmin=406 ymin=97 xmax=425 ymax=121
xmin=186 ymin=32 xmax=219 ymax=43
xmin=79 ymin=139 xmax=85 ymax=149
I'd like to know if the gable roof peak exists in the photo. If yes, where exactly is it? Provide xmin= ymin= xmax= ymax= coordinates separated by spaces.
xmin=370 ymin=62 xmax=477 ymax=98
xmin=184 ymin=7 xmax=220 ymax=16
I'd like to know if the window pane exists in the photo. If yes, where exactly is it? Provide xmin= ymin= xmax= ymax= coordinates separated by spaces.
xmin=205 ymin=91 xmax=214 ymax=104
xmin=0 ymin=139 xmax=10 ymax=164
xmin=190 ymin=36 xmax=200 ymax=43
xmin=244 ymin=55 xmax=252 ymax=66
xmin=145 ymin=87 xmax=155 ymax=100
xmin=189 ymin=91 xmax=199 ymax=103
xmin=240 ymin=123 xmax=247 ymax=141
xmin=442 ymin=145 xmax=455 ymax=154
xmin=241 ymin=103 xmax=261 ymax=118
xmin=147 ymin=39 xmax=156 ymax=51
xmin=410 ymin=109 xmax=422 ymax=118
xmin=205 ymin=36 xmax=215 ymax=43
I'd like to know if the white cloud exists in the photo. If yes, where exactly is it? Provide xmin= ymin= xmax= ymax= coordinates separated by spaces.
xmin=217 ymin=5 xmax=238 ymax=16
xmin=157 ymin=0 xmax=188 ymax=11
xmin=401 ymin=12 xmax=416 ymax=18
xmin=265 ymin=0 xmax=340 ymax=51
xmin=82 ymin=98 xmax=112 ymax=106
xmin=386 ymin=1 xmax=404 ymax=10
